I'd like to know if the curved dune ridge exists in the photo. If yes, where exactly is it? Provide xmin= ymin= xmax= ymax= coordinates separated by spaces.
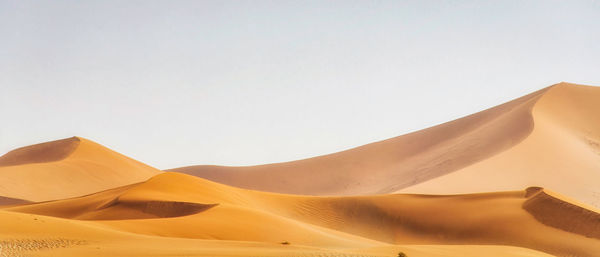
xmin=169 ymin=85 xmax=548 ymax=195
xmin=4 ymin=172 xmax=600 ymax=257
xmin=0 ymin=136 xmax=161 ymax=202
xmin=523 ymin=187 xmax=600 ymax=239
xmin=170 ymin=82 xmax=600 ymax=208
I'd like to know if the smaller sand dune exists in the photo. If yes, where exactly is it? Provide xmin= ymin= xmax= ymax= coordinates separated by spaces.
xmin=523 ymin=187 xmax=600 ymax=239
xmin=0 ymin=137 xmax=161 ymax=202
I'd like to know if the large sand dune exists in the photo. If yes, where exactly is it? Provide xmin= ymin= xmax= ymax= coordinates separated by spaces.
xmin=0 ymin=137 xmax=161 ymax=202
xmin=170 ymin=83 xmax=600 ymax=208
xmin=4 ymin=172 xmax=599 ymax=257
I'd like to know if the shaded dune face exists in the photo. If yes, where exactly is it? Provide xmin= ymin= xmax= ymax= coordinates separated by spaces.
xmin=0 ymin=137 xmax=80 ymax=167
xmin=169 ymin=86 xmax=549 ymax=195
xmin=0 ymin=196 xmax=30 ymax=206
xmin=523 ymin=187 xmax=600 ymax=239
xmin=88 ymin=200 xmax=219 ymax=220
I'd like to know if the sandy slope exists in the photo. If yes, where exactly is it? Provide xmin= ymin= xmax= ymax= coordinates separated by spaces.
xmin=5 ymin=172 xmax=599 ymax=257
xmin=0 ymin=137 xmax=161 ymax=202
xmin=170 ymin=82 xmax=600 ymax=207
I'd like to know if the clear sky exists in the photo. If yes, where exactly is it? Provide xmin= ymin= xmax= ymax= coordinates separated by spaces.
xmin=1 ymin=0 xmax=599 ymax=169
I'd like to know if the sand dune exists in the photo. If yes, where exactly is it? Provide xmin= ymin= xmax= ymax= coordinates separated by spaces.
xmin=0 ymin=137 xmax=161 ymax=202
xmin=5 ymin=172 xmax=600 ymax=257
xmin=170 ymin=82 xmax=600 ymax=208
xmin=2 ymin=82 xmax=599 ymax=257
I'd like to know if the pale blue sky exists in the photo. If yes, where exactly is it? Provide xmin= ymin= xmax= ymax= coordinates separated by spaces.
xmin=1 ymin=0 xmax=599 ymax=169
